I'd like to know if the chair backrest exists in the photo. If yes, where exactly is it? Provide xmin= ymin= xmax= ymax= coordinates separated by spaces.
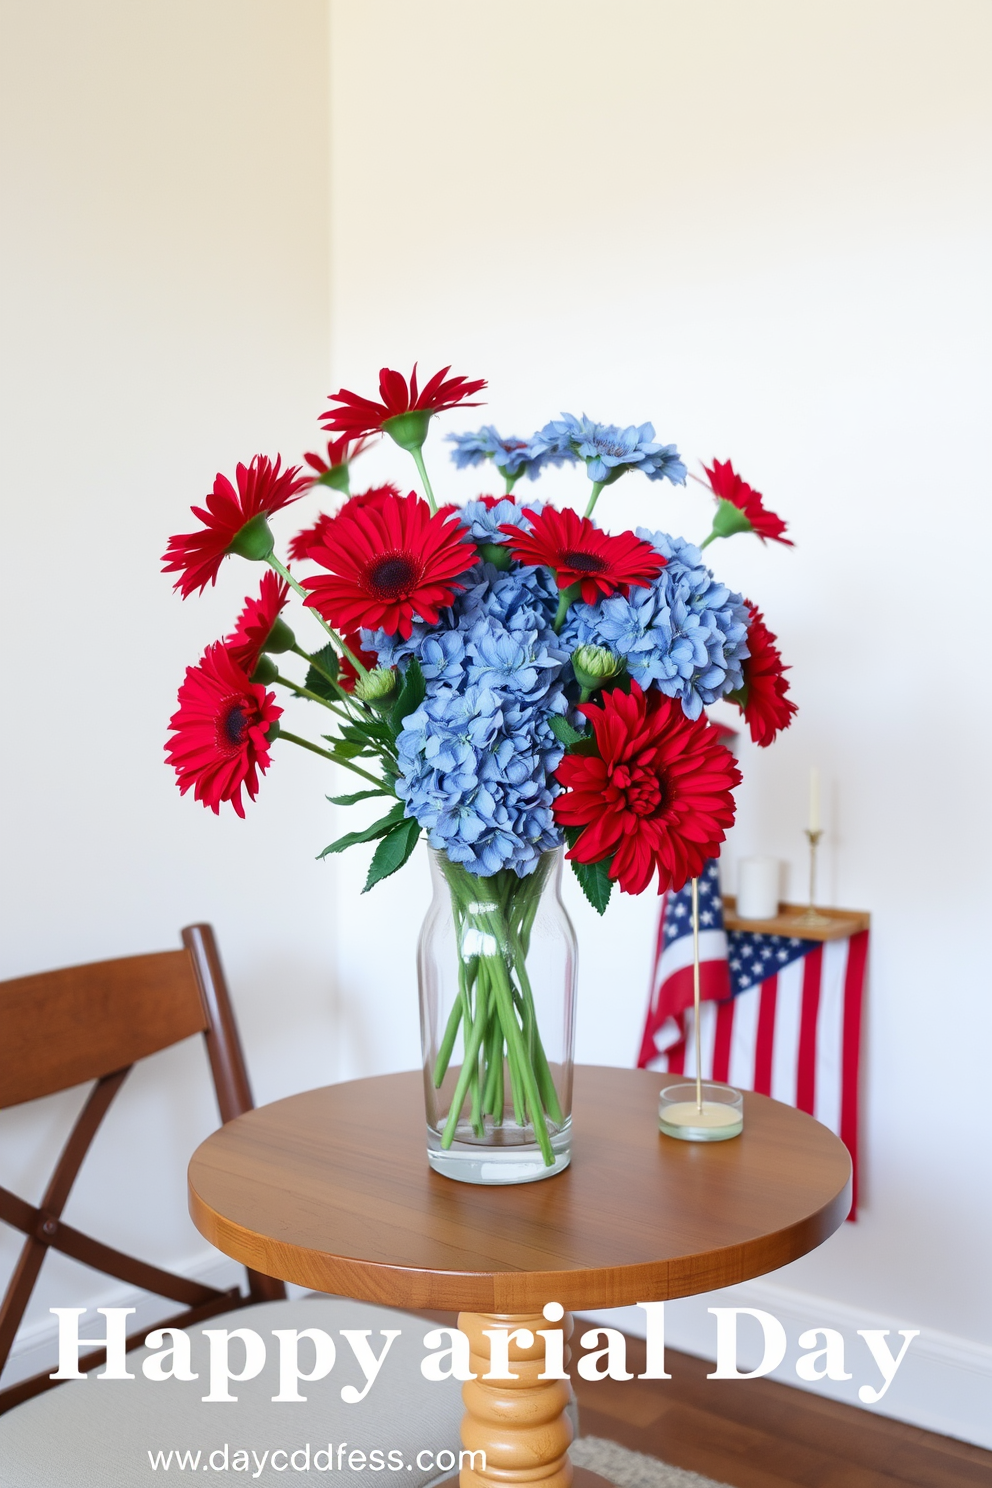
xmin=0 ymin=923 xmax=284 ymax=1413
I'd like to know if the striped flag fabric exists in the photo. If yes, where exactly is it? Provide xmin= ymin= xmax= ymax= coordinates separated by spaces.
xmin=638 ymin=858 xmax=868 ymax=1216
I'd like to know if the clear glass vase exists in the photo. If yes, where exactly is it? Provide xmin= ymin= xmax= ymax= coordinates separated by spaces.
xmin=418 ymin=846 xmax=577 ymax=1185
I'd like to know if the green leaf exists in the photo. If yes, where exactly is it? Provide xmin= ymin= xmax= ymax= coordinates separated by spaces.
xmin=570 ymin=855 xmax=614 ymax=915
xmin=317 ymin=802 xmax=405 ymax=859
xmin=364 ymin=817 xmax=420 ymax=892
xmin=390 ymin=657 xmax=426 ymax=736
xmin=563 ymin=826 xmax=613 ymax=914
xmin=322 ymin=738 xmax=375 ymax=759
xmin=549 ymin=714 xmax=586 ymax=747
xmin=304 ymin=643 xmax=340 ymax=699
xmin=340 ymin=717 xmax=396 ymax=749
xmin=327 ymin=788 xmax=392 ymax=806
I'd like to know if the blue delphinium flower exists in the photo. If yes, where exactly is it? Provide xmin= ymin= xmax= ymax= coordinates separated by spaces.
xmin=529 ymin=413 xmax=686 ymax=488
xmin=560 ymin=532 xmax=750 ymax=720
xmin=448 ymin=426 xmax=564 ymax=483
xmin=370 ymin=564 xmax=569 ymax=877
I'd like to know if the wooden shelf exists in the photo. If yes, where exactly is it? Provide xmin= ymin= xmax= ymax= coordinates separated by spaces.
xmin=722 ymin=894 xmax=870 ymax=942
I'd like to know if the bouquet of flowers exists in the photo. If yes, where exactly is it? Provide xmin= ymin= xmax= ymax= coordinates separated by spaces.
xmin=163 ymin=364 xmax=796 ymax=1171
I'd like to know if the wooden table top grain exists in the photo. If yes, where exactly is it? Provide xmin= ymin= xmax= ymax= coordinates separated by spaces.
xmin=188 ymin=1066 xmax=851 ymax=1312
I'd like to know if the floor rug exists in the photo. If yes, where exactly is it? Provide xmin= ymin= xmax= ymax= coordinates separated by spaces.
xmin=571 ymin=1435 xmax=734 ymax=1488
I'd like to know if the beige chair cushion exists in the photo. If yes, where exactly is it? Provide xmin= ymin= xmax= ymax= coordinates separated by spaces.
xmin=0 ymin=1297 xmax=465 ymax=1488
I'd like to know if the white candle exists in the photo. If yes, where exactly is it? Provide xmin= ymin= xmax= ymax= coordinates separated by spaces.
xmin=661 ymin=1101 xmax=741 ymax=1130
xmin=737 ymin=856 xmax=780 ymax=919
xmin=808 ymin=767 xmax=821 ymax=834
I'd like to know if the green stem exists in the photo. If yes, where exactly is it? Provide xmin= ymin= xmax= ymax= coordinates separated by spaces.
xmin=290 ymin=643 xmax=360 ymax=710
xmin=410 ymin=446 xmax=438 ymax=514
xmin=440 ymin=985 xmax=491 ymax=1150
xmin=583 ymin=480 xmax=605 ymax=519
xmin=509 ymin=925 xmax=564 ymax=1126
xmin=267 ymin=555 xmax=370 ymax=681
xmin=276 ymin=731 xmax=336 ymax=763
xmin=278 ymin=731 xmax=385 ymax=788
xmin=552 ymin=583 xmax=580 ymax=634
xmin=487 ymin=951 xmax=554 ymax=1166
xmin=699 ymin=530 xmax=718 ymax=550
xmin=272 ymin=673 xmax=342 ymax=713
xmin=433 ymin=997 xmax=464 ymax=1087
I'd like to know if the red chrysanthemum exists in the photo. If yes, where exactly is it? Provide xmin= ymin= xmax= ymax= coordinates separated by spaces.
xmin=225 ymin=571 xmax=290 ymax=673
xmin=303 ymin=433 xmax=375 ymax=486
xmin=286 ymin=485 xmax=402 ymax=563
xmin=301 ymin=491 xmax=477 ymax=640
xmin=502 ymin=506 xmax=666 ymax=603
xmin=702 ymin=459 xmax=793 ymax=546
xmin=553 ymin=682 xmax=742 ymax=895
xmin=337 ymin=631 xmax=380 ymax=693
xmin=162 ymin=455 xmax=309 ymax=597
xmin=165 ymin=642 xmax=282 ymax=818
xmin=735 ymin=603 xmax=797 ymax=747
xmin=320 ymin=364 xmax=487 ymax=440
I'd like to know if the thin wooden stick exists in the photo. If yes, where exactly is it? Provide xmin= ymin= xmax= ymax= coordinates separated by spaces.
xmin=691 ymin=877 xmax=702 ymax=1112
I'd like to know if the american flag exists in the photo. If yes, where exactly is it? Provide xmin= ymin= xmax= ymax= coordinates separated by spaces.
xmin=638 ymin=858 xmax=867 ymax=1216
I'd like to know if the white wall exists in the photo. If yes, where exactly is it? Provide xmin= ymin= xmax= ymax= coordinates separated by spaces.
xmin=326 ymin=0 xmax=992 ymax=1446
xmin=2 ymin=0 xmax=991 ymax=1451
xmin=0 ymin=0 xmax=335 ymax=1350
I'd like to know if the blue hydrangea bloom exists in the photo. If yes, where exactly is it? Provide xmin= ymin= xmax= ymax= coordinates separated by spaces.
xmin=529 ymin=413 xmax=686 ymax=486
xmin=560 ymin=532 xmax=750 ymax=720
xmin=447 ymin=426 xmax=564 ymax=482
xmin=458 ymin=496 xmax=542 ymax=546
xmin=367 ymin=564 xmax=569 ymax=877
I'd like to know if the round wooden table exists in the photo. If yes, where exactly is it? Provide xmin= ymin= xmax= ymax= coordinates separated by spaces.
xmin=189 ymin=1066 xmax=851 ymax=1488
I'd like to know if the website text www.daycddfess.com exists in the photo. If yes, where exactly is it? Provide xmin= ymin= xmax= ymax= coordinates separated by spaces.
xmin=146 ymin=1445 xmax=483 ymax=1477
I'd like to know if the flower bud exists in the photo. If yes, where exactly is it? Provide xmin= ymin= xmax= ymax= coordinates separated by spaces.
xmin=571 ymin=644 xmax=624 ymax=693
xmin=354 ymin=666 xmax=398 ymax=705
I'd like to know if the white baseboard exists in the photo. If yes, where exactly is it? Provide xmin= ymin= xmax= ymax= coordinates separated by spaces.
xmin=579 ymin=1278 xmax=992 ymax=1451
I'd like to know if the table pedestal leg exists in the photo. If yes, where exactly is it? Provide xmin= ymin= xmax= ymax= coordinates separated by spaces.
xmin=457 ymin=1311 xmax=576 ymax=1488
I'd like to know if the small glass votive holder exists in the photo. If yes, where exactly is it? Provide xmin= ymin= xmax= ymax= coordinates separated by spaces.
xmin=658 ymin=1082 xmax=744 ymax=1142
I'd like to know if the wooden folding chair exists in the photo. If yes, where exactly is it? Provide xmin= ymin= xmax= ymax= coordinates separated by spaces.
xmin=0 ymin=924 xmax=284 ymax=1414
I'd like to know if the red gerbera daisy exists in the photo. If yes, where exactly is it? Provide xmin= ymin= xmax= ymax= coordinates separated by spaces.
xmin=553 ymin=682 xmax=741 ymax=895
xmin=337 ymin=631 xmax=380 ymax=693
xmin=287 ymin=513 xmax=334 ymax=564
xmin=502 ymin=506 xmax=666 ymax=603
xmin=287 ymin=485 xmax=402 ymax=563
xmin=303 ymin=433 xmax=375 ymax=493
xmin=700 ymin=459 xmax=793 ymax=546
xmin=301 ymin=490 xmax=477 ymax=640
xmin=162 ymin=455 xmax=309 ymax=598
xmin=734 ymin=603 xmax=797 ymax=747
xmin=165 ymin=642 xmax=282 ymax=818
xmin=320 ymin=364 xmax=487 ymax=451
xmin=225 ymin=571 xmax=292 ymax=673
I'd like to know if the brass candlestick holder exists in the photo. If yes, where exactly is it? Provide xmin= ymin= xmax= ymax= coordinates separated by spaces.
xmin=799 ymin=828 xmax=832 ymax=928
